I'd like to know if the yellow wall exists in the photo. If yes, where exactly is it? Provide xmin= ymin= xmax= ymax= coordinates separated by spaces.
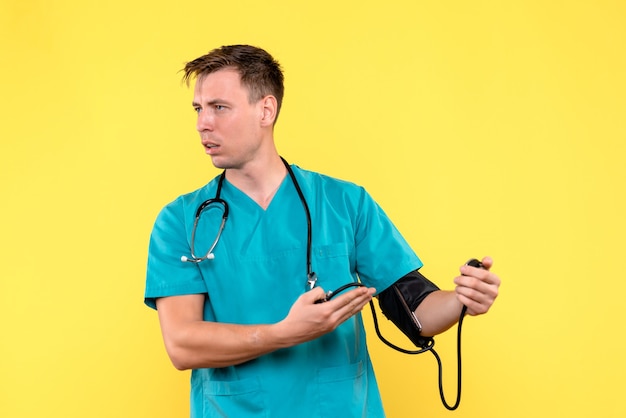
xmin=1 ymin=1 xmax=624 ymax=417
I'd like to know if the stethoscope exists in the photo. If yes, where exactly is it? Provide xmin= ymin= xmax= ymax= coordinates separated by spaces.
xmin=180 ymin=157 xmax=320 ymax=291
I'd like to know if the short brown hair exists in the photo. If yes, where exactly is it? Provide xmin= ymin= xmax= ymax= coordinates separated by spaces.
xmin=182 ymin=45 xmax=285 ymax=120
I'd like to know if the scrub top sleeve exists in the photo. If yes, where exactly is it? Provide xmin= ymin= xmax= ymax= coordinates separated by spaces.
xmin=144 ymin=198 xmax=208 ymax=309
xmin=353 ymin=187 xmax=423 ymax=293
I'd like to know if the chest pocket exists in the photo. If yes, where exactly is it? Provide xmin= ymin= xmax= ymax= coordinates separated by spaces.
xmin=312 ymin=242 xmax=356 ymax=290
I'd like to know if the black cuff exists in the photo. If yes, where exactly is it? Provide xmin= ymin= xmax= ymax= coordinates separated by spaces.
xmin=377 ymin=269 xmax=440 ymax=348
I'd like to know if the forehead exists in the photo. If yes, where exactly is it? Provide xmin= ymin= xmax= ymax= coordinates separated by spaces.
xmin=193 ymin=68 xmax=249 ymax=101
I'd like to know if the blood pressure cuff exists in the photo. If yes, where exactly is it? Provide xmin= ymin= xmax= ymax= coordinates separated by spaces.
xmin=377 ymin=269 xmax=440 ymax=348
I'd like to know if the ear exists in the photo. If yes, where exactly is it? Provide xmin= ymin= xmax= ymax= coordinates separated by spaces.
xmin=259 ymin=95 xmax=278 ymax=127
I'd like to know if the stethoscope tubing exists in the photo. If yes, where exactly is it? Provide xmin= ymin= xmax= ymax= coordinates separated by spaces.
xmin=181 ymin=158 xmax=314 ymax=289
xmin=182 ymin=199 xmax=228 ymax=263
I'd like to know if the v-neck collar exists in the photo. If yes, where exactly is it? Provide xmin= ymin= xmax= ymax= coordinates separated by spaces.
xmin=220 ymin=174 xmax=291 ymax=213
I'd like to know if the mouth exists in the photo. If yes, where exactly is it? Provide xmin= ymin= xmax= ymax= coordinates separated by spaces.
xmin=202 ymin=141 xmax=220 ymax=154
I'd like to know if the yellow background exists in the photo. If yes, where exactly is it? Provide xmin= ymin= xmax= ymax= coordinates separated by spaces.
xmin=1 ymin=0 xmax=624 ymax=417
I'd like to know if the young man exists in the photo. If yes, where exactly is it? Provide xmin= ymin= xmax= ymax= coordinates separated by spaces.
xmin=145 ymin=44 xmax=500 ymax=417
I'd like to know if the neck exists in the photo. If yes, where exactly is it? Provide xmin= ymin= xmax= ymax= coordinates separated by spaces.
xmin=225 ymin=154 xmax=288 ymax=209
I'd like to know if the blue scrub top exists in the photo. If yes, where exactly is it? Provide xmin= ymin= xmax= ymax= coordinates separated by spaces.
xmin=145 ymin=165 xmax=422 ymax=418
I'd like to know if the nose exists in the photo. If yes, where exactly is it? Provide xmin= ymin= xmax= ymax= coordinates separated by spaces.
xmin=196 ymin=109 xmax=214 ymax=132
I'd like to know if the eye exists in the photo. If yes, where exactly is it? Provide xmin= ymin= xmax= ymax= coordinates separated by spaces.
xmin=214 ymin=104 xmax=226 ymax=111
xmin=193 ymin=106 xmax=202 ymax=114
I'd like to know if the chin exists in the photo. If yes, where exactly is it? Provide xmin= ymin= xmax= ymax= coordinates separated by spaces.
xmin=209 ymin=155 xmax=235 ymax=170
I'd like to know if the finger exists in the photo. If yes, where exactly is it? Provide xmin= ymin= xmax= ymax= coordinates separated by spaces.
xmin=332 ymin=287 xmax=374 ymax=316
xmin=456 ymin=282 xmax=489 ymax=304
xmin=481 ymin=256 xmax=494 ymax=270
xmin=457 ymin=292 xmax=494 ymax=316
xmin=458 ymin=265 xmax=500 ymax=287
xmin=459 ymin=263 xmax=488 ymax=279
xmin=329 ymin=286 xmax=371 ymax=304
xmin=456 ymin=273 xmax=500 ymax=298
xmin=304 ymin=287 xmax=327 ymax=303
xmin=456 ymin=283 xmax=496 ymax=313
xmin=455 ymin=274 xmax=499 ymax=310
xmin=455 ymin=273 xmax=489 ymax=290
xmin=460 ymin=256 xmax=493 ymax=275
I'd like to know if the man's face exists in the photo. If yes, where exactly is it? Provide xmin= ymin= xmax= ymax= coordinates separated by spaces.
xmin=192 ymin=68 xmax=265 ymax=170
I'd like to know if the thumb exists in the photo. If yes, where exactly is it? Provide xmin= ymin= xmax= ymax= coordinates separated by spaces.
xmin=481 ymin=256 xmax=494 ymax=270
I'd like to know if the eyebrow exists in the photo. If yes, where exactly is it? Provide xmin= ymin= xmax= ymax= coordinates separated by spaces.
xmin=192 ymin=99 xmax=229 ymax=107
